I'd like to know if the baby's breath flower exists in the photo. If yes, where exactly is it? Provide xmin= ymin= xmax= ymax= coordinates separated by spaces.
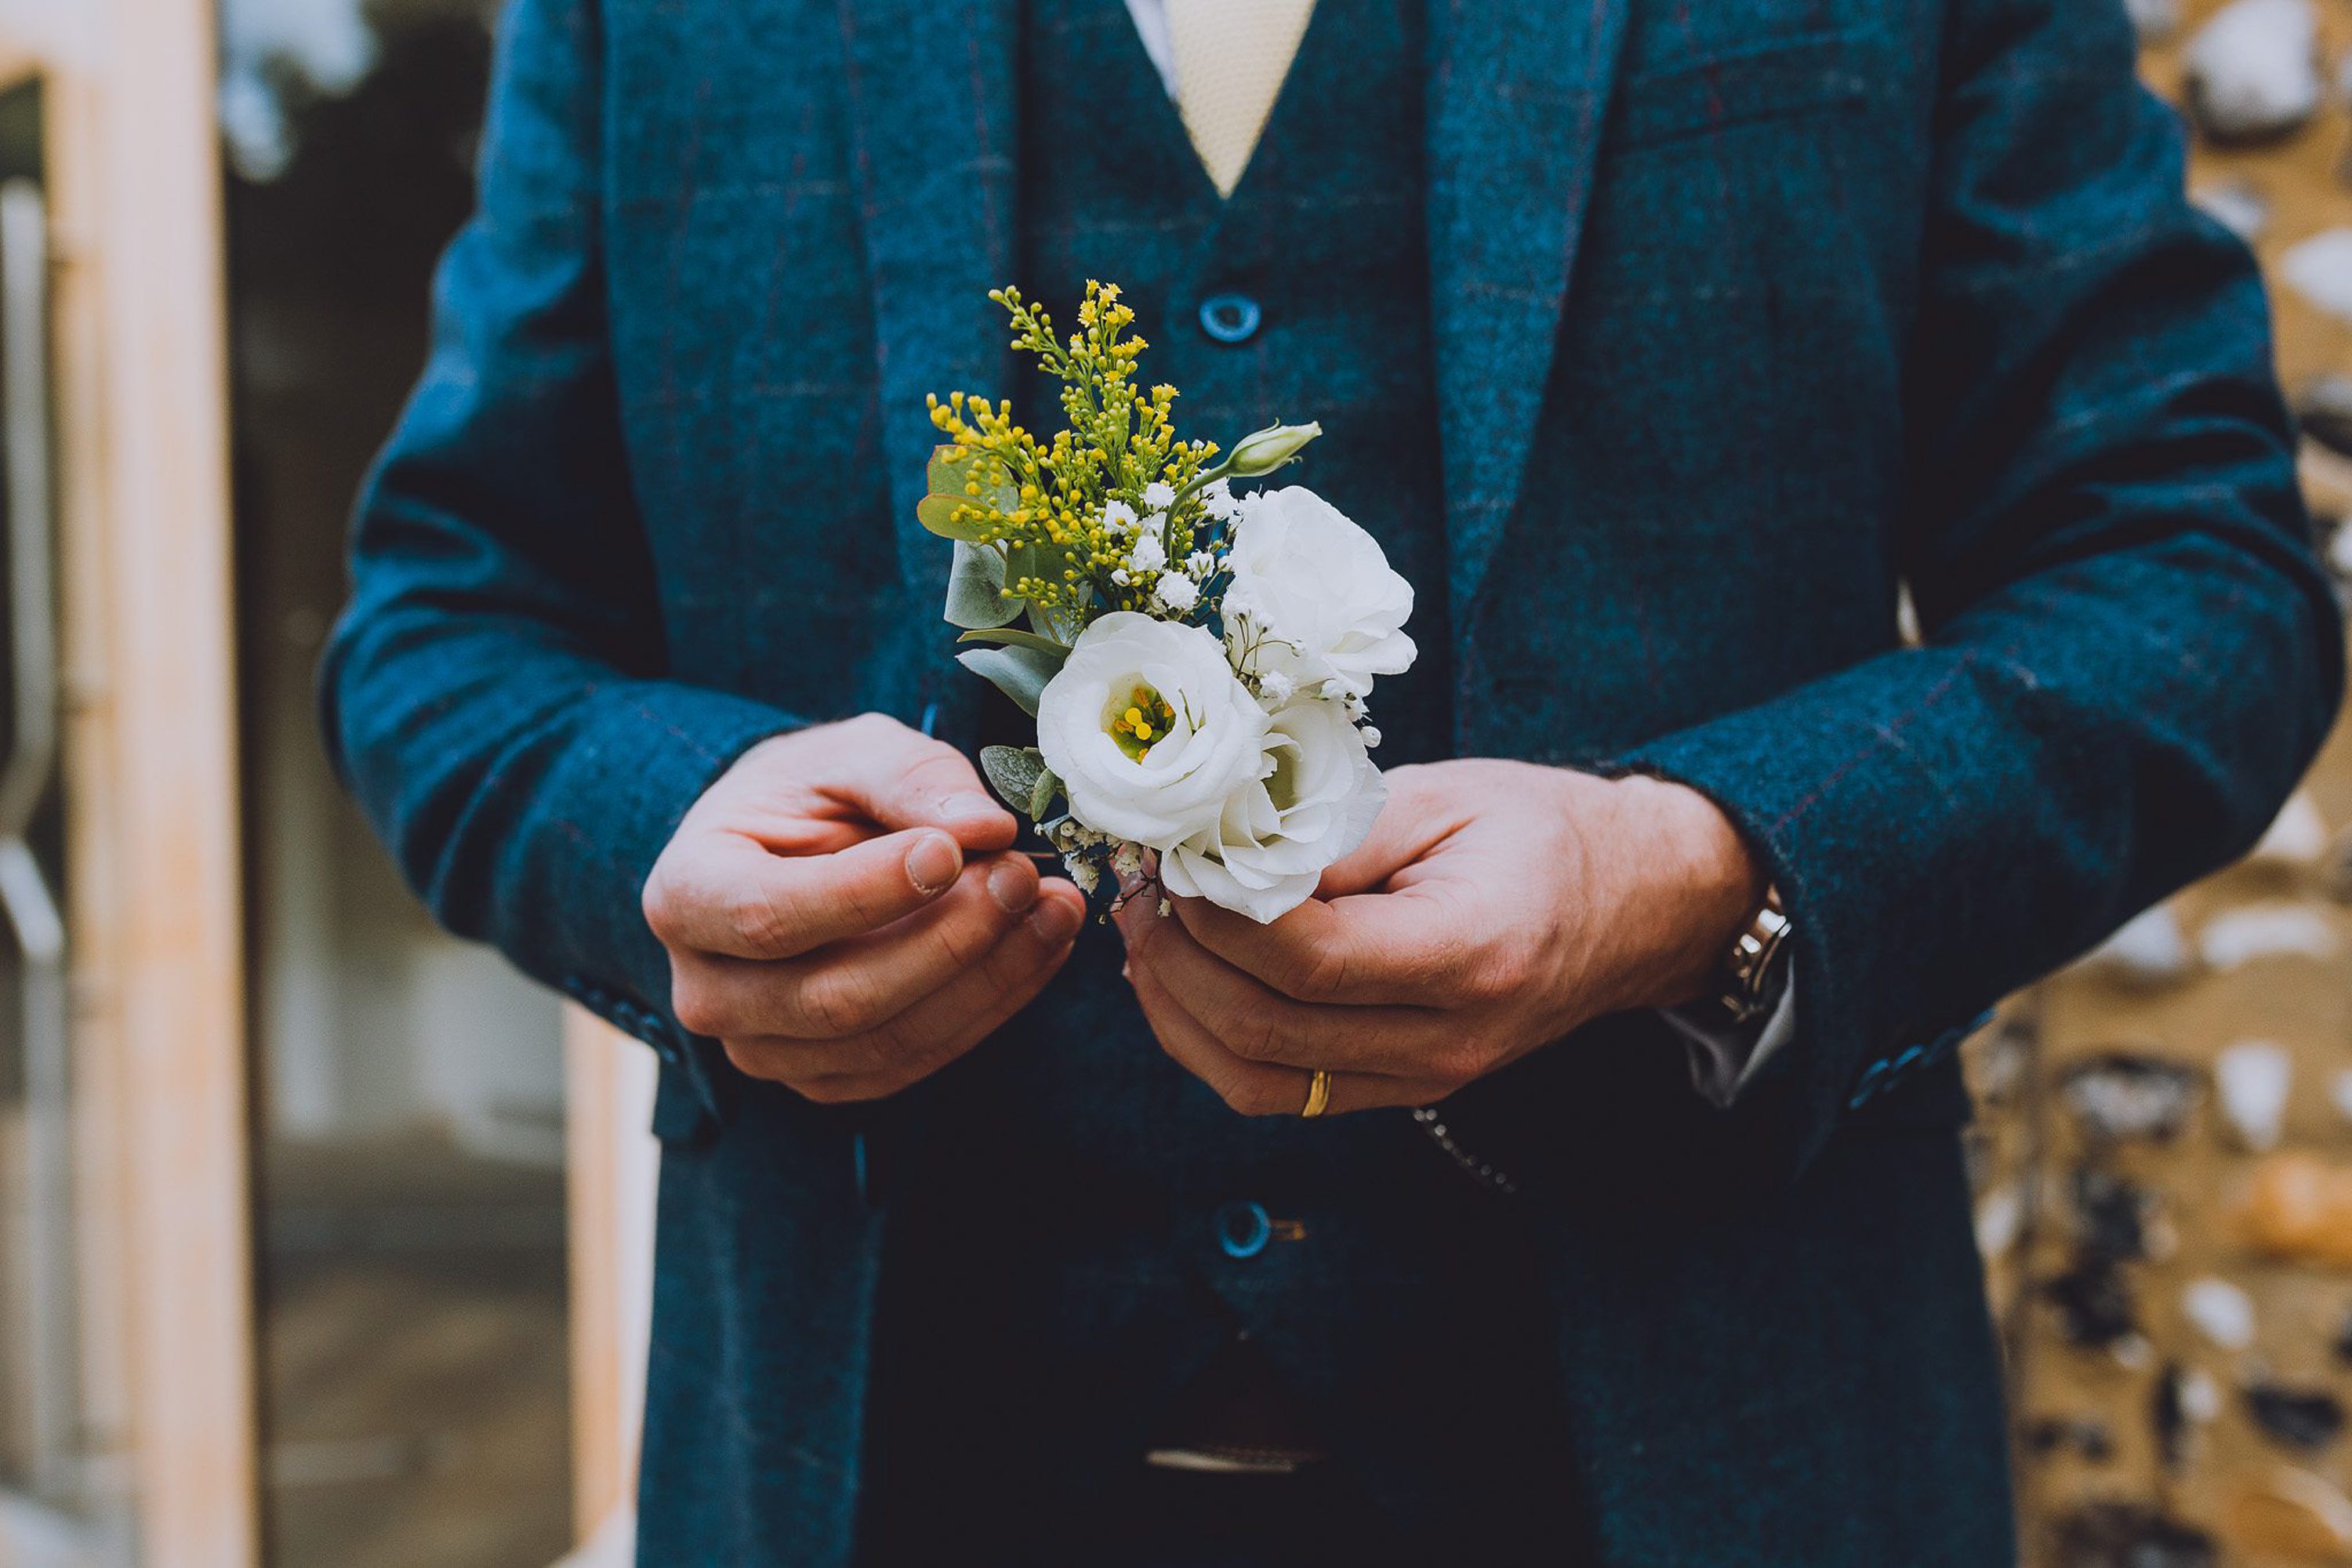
xmin=1185 ymin=550 xmax=1216 ymax=578
xmin=1153 ymin=575 xmax=1200 ymax=615
xmin=1103 ymin=499 xmax=1137 ymax=535
xmin=1359 ymin=724 xmax=1382 ymax=749
xmin=1142 ymin=481 xmax=1175 ymax=510
xmin=1130 ymin=533 xmax=1167 ymax=574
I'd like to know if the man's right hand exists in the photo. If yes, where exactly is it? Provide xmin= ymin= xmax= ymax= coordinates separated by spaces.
xmin=643 ymin=713 xmax=1088 ymax=1102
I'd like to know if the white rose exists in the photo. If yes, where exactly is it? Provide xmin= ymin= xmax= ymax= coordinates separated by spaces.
xmin=1223 ymin=486 xmax=1415 ymax=701
xmin=1036 ymin=613 xmax=1271 ymax=847
xmin=1160 ymin=697 xmax=1386 ymax=924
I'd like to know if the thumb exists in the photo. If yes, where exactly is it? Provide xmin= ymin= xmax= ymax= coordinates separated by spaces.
xmin=827 ymin=714 xmax=1018 ymax=851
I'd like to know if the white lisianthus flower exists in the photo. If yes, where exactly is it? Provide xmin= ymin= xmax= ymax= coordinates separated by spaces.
xmin=1142 ymin=481 xmax=1176 ymax=510
xmin=1152 ymin=574 xmax=1200 ymax=615
xmin=1160 ymin=697 xmax=1386 ymax=924
xmin=1224 ymin=487 xmax=1415 ymax=701
xmin=1036 ymin=613 xmax=1271 ymax=848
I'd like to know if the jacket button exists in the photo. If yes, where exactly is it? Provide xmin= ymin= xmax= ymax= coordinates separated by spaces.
xmin=1214 ymin=1200 xmax=1272 ymax=1259
xmin=1199 ymin=293 xmax=1261 ymax=344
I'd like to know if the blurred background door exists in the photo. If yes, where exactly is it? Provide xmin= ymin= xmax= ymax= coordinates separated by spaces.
xmin=0 ymin=60 xmax=125 ymax=1568
xmin=0 ymin=2 xmax=258 ymax=1566
xmin=215 ymin=0 xmax=621 ymax=1564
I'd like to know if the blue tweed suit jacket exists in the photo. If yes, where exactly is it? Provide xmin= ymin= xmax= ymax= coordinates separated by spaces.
xmin=325 ymin=0 xmax=2343 ymax=1561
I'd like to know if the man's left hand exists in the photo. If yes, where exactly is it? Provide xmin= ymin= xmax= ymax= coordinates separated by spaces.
xmin=1115 ymin=760 xmax=1766 ymax=1116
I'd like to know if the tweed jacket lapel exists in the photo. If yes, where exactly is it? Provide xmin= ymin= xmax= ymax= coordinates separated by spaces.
xmin=1425 ymin=0 xmax=1632 ymax=621
xmin=833 ymin=0 xmax=1020 ymax=604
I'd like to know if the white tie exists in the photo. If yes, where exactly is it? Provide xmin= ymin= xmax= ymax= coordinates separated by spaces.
xmin=1164 ymin=0 xmax=1319 ymax=198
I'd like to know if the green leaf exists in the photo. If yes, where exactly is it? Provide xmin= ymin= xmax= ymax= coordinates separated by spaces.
xmin=1028 ymin=764 xmax=1061 ymax=823
xmin=955 ymin=644 xmax=1062 ymax=717
xmin=1004 ymin=541 xmax=1049 ymax=593
xmin=944 ymin=540 xmax=1022 ymax=630
xmin=926 ymin=444 xmax=964 ymax=496
xmin=928 ymin=444 xmax=1017 ymax=513
xmin=916 ymin=492 xmax=992 ymax=541
xmin=956 ymin=626 xmax=1071 ymax=658
xmin=979 ymin=745 xmax=1048 ymax=815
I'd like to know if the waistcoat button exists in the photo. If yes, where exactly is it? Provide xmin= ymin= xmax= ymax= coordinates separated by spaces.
xmin=1214 ymin=1200 xmax=1273 ymax=1259
xmin=1198 ymin=292 xmax=1262 ymax=344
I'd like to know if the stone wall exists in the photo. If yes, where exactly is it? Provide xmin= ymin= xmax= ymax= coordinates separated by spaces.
xmin=1980 ymin=6 xmax=2352 ymax=1563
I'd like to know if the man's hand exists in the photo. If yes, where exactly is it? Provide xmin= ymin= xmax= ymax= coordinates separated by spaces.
xmin=1116 ymin=760 xmax=1764 ymax=1116
xmin=644 ymin=713 xmax=1087 ymax=1102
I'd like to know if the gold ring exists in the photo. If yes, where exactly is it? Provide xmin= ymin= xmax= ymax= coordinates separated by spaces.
xmin=1300 ymin=1069 xmax=1332 ymax=1119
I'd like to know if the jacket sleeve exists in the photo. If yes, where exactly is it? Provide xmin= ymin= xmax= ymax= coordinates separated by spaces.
xmin=320 ymin=0 xmax=801 ymax=1098
xmin=1612 ymin=0 xmax=2343 ymax=1173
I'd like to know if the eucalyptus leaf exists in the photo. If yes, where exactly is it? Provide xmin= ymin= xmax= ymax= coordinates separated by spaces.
xmin=928 ymin=443 xmax=1017 ymax=512
xmin=956 ymin=644 xmax=1061 ymax=717
xmin=1028 ymin=764 xmax=1061 ymax=822
xmin=926 ymin=444 xmax=964 ymax=495
xmin=956 ymin=626 xmax=1072 ymax=658
xmin=944 ymin=540 xmax=1022 ymax=630
xmin=1004 ymin=541 xmax=1049 ymax=594
xmin=979 ymin=744 xmax=1048 ymax=814
xmin=916 ymin=492 xmax=992 ymax=541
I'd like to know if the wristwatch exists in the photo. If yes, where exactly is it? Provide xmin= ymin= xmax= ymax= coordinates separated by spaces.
xmin=1715 ymin=884 xmax=1792 ymax=1025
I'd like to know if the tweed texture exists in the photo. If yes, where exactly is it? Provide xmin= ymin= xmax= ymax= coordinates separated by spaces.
xmin=321 ymin=0 xmax=2342 ymax=1561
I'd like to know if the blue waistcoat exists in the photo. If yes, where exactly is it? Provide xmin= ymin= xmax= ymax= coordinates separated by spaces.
xmin=324 ymin=0 xmax=2343 ymax=1558
xmin=848 ymin=5 xmax=1582 ymax=1555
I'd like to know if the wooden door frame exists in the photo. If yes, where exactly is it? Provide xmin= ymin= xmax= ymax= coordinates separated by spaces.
xmin=17 ymin=8 xmax=666 ymax=1564
xmin=13 ymin=0 xmax=260 ymax=1560
xmin=564 ymin=1011 xmax=658 ymax=1559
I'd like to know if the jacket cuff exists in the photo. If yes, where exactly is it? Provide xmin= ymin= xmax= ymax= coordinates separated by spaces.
xmin=525 ymin=681 xmax=800 ymax=1130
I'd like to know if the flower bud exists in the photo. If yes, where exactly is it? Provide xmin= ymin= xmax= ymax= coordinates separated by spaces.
xmin=1221 ymin=421 xmax=1322 ymax=477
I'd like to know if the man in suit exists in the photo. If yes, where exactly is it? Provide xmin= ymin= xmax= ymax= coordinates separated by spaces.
xmin=324 ymin=0 xmax=2343 ymax=1561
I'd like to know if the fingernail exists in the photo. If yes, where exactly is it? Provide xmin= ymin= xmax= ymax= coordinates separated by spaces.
xmin=1029 ymin=895 xmax=1083 ymax=945
xmin=905 ymin=833 xmax=960 ymax=895
xmin=940 ymin=793 xmax=999 ymax=823
xmin=987 ymin=858 xmax=1037 ymax=914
